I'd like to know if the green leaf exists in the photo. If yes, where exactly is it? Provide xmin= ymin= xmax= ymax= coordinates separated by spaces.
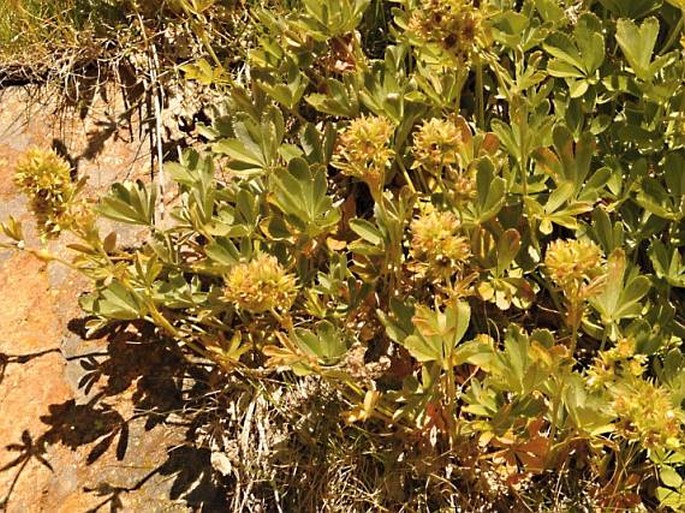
xmin=616 ymin=17 xmax=660 ymax=81
xmin=614 ymin=275 xmax=651 ymax=318
xmin=490 ymin=11 xmax=532 ymax=49
xmin=402 ymin=334 xmax=443 ymax=363
xmin=575 ymin=13 xmax=605 ymax=74
xmin=212 ymin=138 xmax=265 ymax=169
xmin=257 ymin=67 xmax=308 ymax=110
xmin=212 ymin=108 xmax=284 ymax=175
xmin=180 ymin=58 xmax=227 ymax=85
xmin=305 ymin=75 xmax=359 ymax=118
xmin=660 ymin=466 xmax=684 ymax=489
xmin=544 ymin=33 xmax=585 ymax=74
xmin=485 ymin=326 xmax=555 ymax=396
xmin=568 ymin=79 xmax=589 ymax=98
xmin=592 ymin=207 xmax=623 ymax=254
xmin=457 ymin=338 xmax=496 ymax=367
xmin=491 ymin=120 xmax=522 ymax=164
xmin=1 ymin=215 xmax=24 ymax=242
xmin=403 ymin=302 xmax=471 ymax=367
xmin=591 ymin=249 xmax=651 ymax=328
xmin=270 ymin=158 xmax=341 ymax=237
xmin=543 ymin=14 xmax=604 ymax=82
xmin=496 ymin=229 xmax=521 ymax=276
xmin=350 ymin=218 xmax=384 ymax=246
xmin=545 ymin=182 xmax=575 ymax=214
xmin=97 ymin=180 xmax=156 ymax=226
xmin=563 ymin=375 xmax=615 ymax=435
xmin=578 ymin=167 xmax=611 ymax=202
xmin=649 ymin=240 xmax=685 ymax=287
xmin=293 ymin=321 xmax=347 ymax=364
xmin=475 ymin=158 xmax=506 ymax=223
xmin=665 ymin=152 xmax=685 ymax=197
xmin=301 ymin=0 xmax=370 ymax=36
xmin=534 ymin=0 xmax=566 ymax=24
xmin=205 ymin=237 xmax=240 ymax=268
xmin=599 ymin=0 xmax=661 ymax=19
xmin=656 ymin=486 xmax=685 ymax=509
xmin=377 ymin=298 xmax=415 ymax=345
xmin=90 ymin=281 xmax=146 ymax=321
xmin=299 ymin=123 xmax=325 ymax=165
xmin=636 ymin=177 xmax=680 ymax=220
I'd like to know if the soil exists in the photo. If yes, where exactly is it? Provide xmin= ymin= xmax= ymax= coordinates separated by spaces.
xmin=0 ymin=87 xmax=226 ymax=512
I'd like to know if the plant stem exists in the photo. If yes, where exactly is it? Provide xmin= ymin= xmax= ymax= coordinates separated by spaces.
xmin=445 ymin=362 xmax=458 ymax=449
xmin=395 ymin=156 xmax=417 ymax=194
xmin=475 ymin=55 xmax=485 ymax=131
xmin=146 ymin=301 xmax=212 ymax=360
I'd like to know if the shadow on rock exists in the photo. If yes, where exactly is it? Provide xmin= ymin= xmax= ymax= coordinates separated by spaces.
xmin=82 ymin=446 xmax=226 ymax=513
xmin=1 ymin=318 xmax=230 ymax=512
xmin=0 ymin=348 xmax=61 ymax=388
xmin=41 ymin=398 xmax=128 ymax=464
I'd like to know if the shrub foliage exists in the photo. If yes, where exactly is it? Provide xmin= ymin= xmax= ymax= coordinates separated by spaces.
xmin=4 ymin=0 xmax=685 ymax=510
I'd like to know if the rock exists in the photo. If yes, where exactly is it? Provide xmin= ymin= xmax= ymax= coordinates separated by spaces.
xmin=0 ymin=85 xmax=227 ymax=512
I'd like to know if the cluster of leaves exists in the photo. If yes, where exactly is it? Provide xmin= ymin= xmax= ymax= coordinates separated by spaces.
xmin=5 ymin=0 xmax=685 ymax=510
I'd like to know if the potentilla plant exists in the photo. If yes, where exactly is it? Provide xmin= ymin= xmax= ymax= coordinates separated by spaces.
xmin=4 ymin=0 xmax=685 ymax=510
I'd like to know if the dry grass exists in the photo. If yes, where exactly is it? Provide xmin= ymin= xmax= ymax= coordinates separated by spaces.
xmin=193 ymin=372 xmax=608 ymax=512
xmin=0 ymin=1 xmax=123 ymax=72
xmin=0 ymin=0 xmax=259 ymax=85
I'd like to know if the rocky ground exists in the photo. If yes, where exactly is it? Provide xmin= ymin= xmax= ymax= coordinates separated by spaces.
xmin=0 ymin=86 xmax=227 ymax=512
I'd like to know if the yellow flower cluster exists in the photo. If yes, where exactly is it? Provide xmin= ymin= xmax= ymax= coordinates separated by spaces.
xmin=14 ymin=148 xmax=74 ymax=237
xmin=224 ymin=254 xmax=297 ymax=314
xmin=407 ymin=0 xmax=483 ymax=62
xmin=614 ymin=379 xmax=682 ymax=450
xmin=332 ymin=115 xmax=395 ymax=193
xmin=544 ymin=239 xmax=604 ymax=294
xmin=412 ymin=117 xmax=464 ymax=173
xmin=586 ymin=337 xmax=647 ymax=391
xmin=545 ymin=239 xmax=606 ymax=336
xmin=410 ymin=207 xmax=471 ymax=275
xmin=449 ymin=171 xmax=477 ymax=203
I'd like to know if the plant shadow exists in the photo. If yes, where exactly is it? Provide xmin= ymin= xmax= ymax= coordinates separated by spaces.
xmin=0 ymin=318 xmax=230 ymax=512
